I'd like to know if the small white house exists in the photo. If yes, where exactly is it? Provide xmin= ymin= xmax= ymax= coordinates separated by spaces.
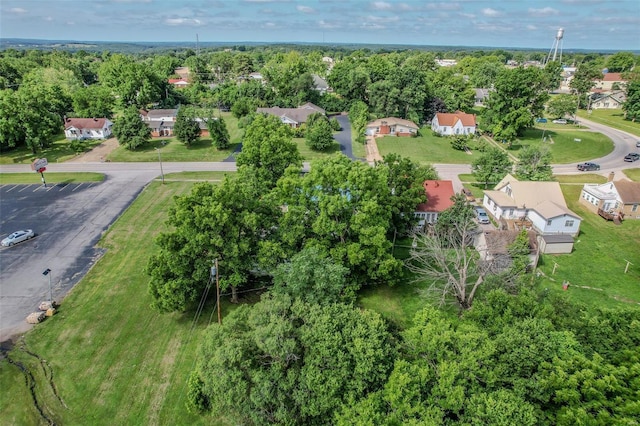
xmin=365 ymin=117 xmax=419 ymax=137
xmin=431 ymin=111 xmax=477 ymax=136
xmin=483 ymin=174 xmax=581 ymax=237
xmin=64 ymin=118 xmax=113 ymax=140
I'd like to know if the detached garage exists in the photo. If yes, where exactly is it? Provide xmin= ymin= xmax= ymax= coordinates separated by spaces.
xmin=538 ymin=234 xmax=574 ymax=254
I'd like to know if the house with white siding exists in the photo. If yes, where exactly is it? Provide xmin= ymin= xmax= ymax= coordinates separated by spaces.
xmin=431 ymin=111 xmax=477 ymax=136
xmin=64 ymin=118 xmax=113 ymax=140
xmin=482 ymin=174 xmax=581 ymax=236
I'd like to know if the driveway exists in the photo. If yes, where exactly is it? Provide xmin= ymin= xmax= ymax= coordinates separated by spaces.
xmin=332 ymin=114 xmax=354 ymax=159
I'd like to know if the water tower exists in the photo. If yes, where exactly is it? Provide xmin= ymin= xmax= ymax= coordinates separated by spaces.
xmin=545 ymin=28 xmax=564 ymax=64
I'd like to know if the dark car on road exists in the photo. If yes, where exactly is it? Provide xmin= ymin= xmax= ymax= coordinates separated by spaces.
xmin=624 ymin=153 xmax=640 ymax=162
xmin=577 ymin=162 xmax=600 ymax=171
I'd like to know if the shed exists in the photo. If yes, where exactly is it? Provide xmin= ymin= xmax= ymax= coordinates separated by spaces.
xmin=538 ymin=234 xmax=574 ymax=254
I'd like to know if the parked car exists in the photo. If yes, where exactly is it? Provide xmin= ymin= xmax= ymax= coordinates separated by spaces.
xmin=624 ymin=153 xmax=640 ymax=162
xmin=474 ymin=207 xmax=490 ymax=224
xmin=552 ymin=119 xmax=567 ymax=124
xmin=1 ymin=229 xmax=35 ymax=247
xmin=636 ymin=141 xmax=640 ymax=148
xmin=577 ymin=162 xmax=600 ymax=171
xmin=535 ymin=118 xmax=548 ymax=123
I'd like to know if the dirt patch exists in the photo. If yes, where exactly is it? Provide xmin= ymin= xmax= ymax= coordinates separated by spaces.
xmin=67 ymin=138 xmax=119 ymax=163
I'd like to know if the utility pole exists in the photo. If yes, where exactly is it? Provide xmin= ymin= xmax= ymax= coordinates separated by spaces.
xmin=155 ymin=146 xmax=164 ymax=184
xmin=211 ymin=259 xmax=221 ymax=324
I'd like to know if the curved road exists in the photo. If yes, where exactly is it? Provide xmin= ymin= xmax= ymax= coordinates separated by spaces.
xmin=0 ymin=118 xmax=638 ymax=341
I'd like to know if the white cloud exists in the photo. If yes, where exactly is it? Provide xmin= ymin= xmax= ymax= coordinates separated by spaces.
xmin=44 ymin=16 xmax=54 ymax=21
xmin=459 ymin=12 xmax=475 ymax=18
xmin=165 ymin=18 xmax=203 ymax=26
xmin=366 ymin=15 xmax=399 ymax=23
xmin=426 ymin=3 xmax=460 ymax=11
xmin=481 ymin=8 xmax=502 ymax=17
xmin=372 ymin=1 xmax=392 ymax=10
xmin=297 ymin=5 xmax=315 ymax=13
xmin=9 ymin=7 xmax=27 ymax=13
xmin=318 ymin=19 xmax=341 ymax=29
xmin=527 ymin=24 xmax=537 ymax=30
xmin=528 ymin=7 xmax=559 ymax=17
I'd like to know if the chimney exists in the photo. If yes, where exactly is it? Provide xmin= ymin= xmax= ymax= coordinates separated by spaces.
xmin=608 ymin=172 xmax=615 ymax=182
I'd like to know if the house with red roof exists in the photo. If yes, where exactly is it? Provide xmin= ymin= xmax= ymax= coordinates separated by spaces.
xmin=168 ymin=78 xmax=189 ymax=88
xmin=414 ymin=180 xmax=455 ymax=228
xmin=431 ymin=111 xmax=477 ymax=136
xmin=592 ymin=72 xmax=627 ymax=92
xmin=64 ymin=117 xmax=113 ymax=140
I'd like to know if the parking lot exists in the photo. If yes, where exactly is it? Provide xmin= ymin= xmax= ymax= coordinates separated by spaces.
xmin=0 ymin=177 xmax=148 ymax=341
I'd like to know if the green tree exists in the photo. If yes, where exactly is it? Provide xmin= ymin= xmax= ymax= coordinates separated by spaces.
xmin=98 ymin=54 xmax=163 ymax=108
xmin=147 ymin=175 xmax=281 ymax=311
xmin=112 ymin=106 xmax=151 ymax=150
xmin=605 ymin=51 xmax=636 ymax=73
xmin=515 ymin=145 xmax=553 ymax=181
xmin=72 ymin=84 xmax=116 ymax=118
xmin=271 ymin=246 xmax=351 ymax=304
xmin=546 ymin=94 xmax=578 ymax=118
xmin=16 ymin=85 xmax=64 ymax=154
xmin=570 ymin=62 xmax=602 ymax=109
xmin=348 ymin=100 xmax=369 ymax=145
xmin=191 ymin=294 xmax=395 ymax=425
xmin=378 ymin=153 xmax=438 ymax=236
xmin=434 ymin=193 xmax=476 ymax=238
xmin=275 ymin=155 xmax=403 ymax=288
xmin=173 ymin=107 xmax=201 ymax=146
xmin=305 ymin=115 xmax=334 ymax=151
xmin=483 ymin=67 xmax=550 ymax=139
xmin=450 ymin=134 xmax=470 ymax=151
xmin=207 ymin=115 xmax=230 ymax=149
xmin=472 ymin=147 xmax=512 ymax=188
xmin=623 ymin=79 xmax=640 ymax=121
xmin=236 ymin=113 xmax=302 ymax=189
xmin=0 ymin=89 xmax=24 ymax=150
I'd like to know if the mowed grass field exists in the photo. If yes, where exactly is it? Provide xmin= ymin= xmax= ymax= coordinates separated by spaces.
xmin=577 ymin=109 xmax=640 ymax=138
xmin=374 ymin=127 xmax=613 ymax=166
xmin=0 ymin=135 xmax=104 ymax=165
xmin=0 ymin=180 xmax=230 ymax=425
xmin=537 ymin=184 xmax=640 ymax=308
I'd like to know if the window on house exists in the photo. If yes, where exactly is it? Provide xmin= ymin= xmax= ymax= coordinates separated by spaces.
xmin=547 ymin=219 xmax=553 ymax=225
xmin=565 ymin=220 xmax=574 ymax=227
xmin=633 ymin=204 xmax=638 ymax=212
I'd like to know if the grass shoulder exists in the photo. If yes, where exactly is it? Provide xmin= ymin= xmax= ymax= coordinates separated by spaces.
xmin=0 ymin=172 xmax=105 ymax=185
xmin=577 ymin=109 xmax=640 ymax=137
xmin=0 ymin=135 xmax=104 ymax=165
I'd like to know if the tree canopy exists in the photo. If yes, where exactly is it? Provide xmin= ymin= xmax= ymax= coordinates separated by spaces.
xmin=112 ymin=106 xmax=151 ymax=150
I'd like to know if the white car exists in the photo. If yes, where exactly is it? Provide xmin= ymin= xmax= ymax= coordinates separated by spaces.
xmin=1 ymin=229 xmax=35 ymax=247
xmin=552 ymin=119 xmax=567 ymax=124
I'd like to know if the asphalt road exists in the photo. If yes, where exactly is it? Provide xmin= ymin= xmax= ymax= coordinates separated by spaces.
xmin=0 ymin=117 xmax=638 ymax=341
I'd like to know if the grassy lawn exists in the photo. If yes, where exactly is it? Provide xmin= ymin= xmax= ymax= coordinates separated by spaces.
xmin=505 ymin=127 xmax=613 ymax=163
xmin=161 ymin=171 xmax=235 ymax=181
xmin=293 ymin=137 xmax=343 ymax=161
xmin=0 ymin=172 xmax=105 ymax=185
xmin=552 ymin=174 xmax=608 ymax=184
xmin=351 ymin=126 xmax=366 ymax=159
xmin=108 ymin=137 xmax=239 ymax=162
xmin=623 ymin=168 xmax=640 ymax=181
xmin=0 ymin=181 xmax=231 ymax=425
xmin=376 ymin=132 xmax=478 ymax=164
xmin=536 ymin=185 xmax=640 ymax=308
xmin=0 ymin=135 xmax=104 ymax=165
xmin=577 ymin=109 xmax=640 ymax=137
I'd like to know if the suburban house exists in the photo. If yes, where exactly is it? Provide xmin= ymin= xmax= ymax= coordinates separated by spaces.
xmin=589 ymin=90 xmax=626 ymax=109
xmin=414 ymin=180 xmax=455 ymax=228
xmin=168 ymin=78 xmax=189 ymax=88
xmin=474 ymin=88 xmax=491 ymax=106
xmin=140 ymin=109 xmax=178 ymax=137
xmin=365 ymin=117 xmax=419 ymax=137
xmin=579 ymin=178 xmax=640 ymax=220
xmin=64 ymin=117 xmax=113 ymax=140
xmin=592 ymin=72 xmax=627 ymax=91
xmin=476 ymin=230 xmax=537 ymax=266
xmin=312 ymin=74 xmax=331 ymax=94
xmin=431 ymin=111 xmax=477 ymax=136
xmin=256 ymin=102 xmax=325 ymax=128
xmin=482 ymin=174 xmax=581 ymax=237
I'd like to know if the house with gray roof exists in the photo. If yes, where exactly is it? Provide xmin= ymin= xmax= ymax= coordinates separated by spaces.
xmin=256 ymin=103 xmax=325 ymax=128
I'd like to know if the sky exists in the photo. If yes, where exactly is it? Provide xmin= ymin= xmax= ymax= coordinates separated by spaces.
xmin=1 ymin=0 xmax=639 ymax=51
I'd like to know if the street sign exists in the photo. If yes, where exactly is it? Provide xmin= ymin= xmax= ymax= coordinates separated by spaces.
xmin=37 ymin=167 xmax=46 ymax=173
xmin=31 ymin=158 xmax=48 ymax=171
